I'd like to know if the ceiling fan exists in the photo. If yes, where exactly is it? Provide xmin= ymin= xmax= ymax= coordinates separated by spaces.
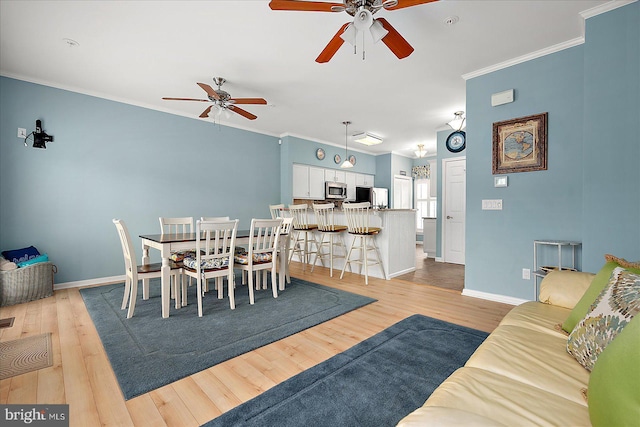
xmin=269 ymin=0 xmax=438 ymax=63
xmin=162 ymin=77 xmax=267 ymax=120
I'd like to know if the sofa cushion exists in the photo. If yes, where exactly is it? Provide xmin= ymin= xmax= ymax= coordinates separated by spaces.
xmin=562 ymin=255 xmax=640 ymax=333
xmin=423 ymin=367 xmax=591 ymax=427
xmin=499 ymin=301 xmax=571 ymax=338
xmin=397 ymin=406 xmax=507 ymax=427
xmin=588 ymin=315 xmax=640 ymax=427
xmin=567 ymin=266 xmax=640 ymax=371
xmin=539 ymin=270 xmax=594 ymax=309
xmin=465 ymin=325 xmax=590 ymax=405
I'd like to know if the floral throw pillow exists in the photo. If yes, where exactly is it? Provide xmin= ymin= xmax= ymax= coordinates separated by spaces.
xmin=567 ymin=267 xmax=640 ymax=371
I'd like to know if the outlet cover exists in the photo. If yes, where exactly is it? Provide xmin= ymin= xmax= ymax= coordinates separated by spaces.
xmin=522 ymin=268 xmax=531 ymax=280
xmin=17 ymin=128 xmax=27 ymax=138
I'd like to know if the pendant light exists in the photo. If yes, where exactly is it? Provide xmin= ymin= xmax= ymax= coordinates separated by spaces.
xmin=341 ymin=121 xmax=353 ymax=169
xmin=448 ymin=111 xmax=466 ymax=131
xmin=415 ymin=144 xmax=427 ymax=158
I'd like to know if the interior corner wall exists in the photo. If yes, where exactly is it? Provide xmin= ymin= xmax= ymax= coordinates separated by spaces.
xmin=582 ymin=2 xmax=639 ymax=270
xmin=0 ymin=77 xmax=280 ymax=284
xmin=465 ymin=46 xmax=585 ymax=300
xmin=464 ymin=2 xmax=639 ymax=300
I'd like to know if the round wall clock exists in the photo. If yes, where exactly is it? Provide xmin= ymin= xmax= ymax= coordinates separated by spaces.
xmin=316 ymin=148 xmax=325 ymax=160
xmin=348 ymin=155 xmax=356 ymax=166
xmin=334 ymin=154 xmax=341 ymax=164
xmin=446 ymin=131 xmax=466 ymax=153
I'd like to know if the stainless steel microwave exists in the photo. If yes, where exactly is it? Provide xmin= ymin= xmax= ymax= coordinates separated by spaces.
xmin=325 ymin=181 xmax=347 ymax=199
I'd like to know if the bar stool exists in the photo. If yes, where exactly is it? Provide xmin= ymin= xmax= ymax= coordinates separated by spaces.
xmin=312 ymin=203 xmax=349 ymax=277
xmin=340 ymin=202 xmax=384 ymax=285
xmin=288 ymin=203 xmax=321 ymax=270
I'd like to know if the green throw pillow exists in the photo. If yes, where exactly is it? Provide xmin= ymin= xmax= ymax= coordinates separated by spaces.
xmin=588 ymin=315 xmax=640 ymax=427
xmin=566 ymin=267 xmax=640 ymax=370
xmin=563 ymin=257 xmax=640 ymax=333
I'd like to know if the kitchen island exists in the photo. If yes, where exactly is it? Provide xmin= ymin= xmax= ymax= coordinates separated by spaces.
xmin=303 ymin=208 xmax=416 ymax=280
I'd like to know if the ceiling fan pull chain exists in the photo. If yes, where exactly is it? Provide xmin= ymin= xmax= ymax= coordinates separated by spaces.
xmin=362 ymin=29 xmax=366 ymax=60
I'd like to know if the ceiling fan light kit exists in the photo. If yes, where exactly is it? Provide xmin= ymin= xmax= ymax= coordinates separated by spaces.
xmin=353 ymin=132 xmax=383 ymax=146
xmin=163 ymin=77 xmax=267 ymax=121
xmin=269 ymin=0 xmax=438 ymax=63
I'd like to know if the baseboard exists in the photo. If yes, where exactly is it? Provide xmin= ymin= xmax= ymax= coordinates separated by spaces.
xmin=435 ymin=257 xmax=444 ymax=263
xmin=387 ymin=267 xmax=416 ymax=279
xmin=54 ymin=275 xmax=125 ymax=290
xmin=462 ymin=289 xmax=529 ymax=306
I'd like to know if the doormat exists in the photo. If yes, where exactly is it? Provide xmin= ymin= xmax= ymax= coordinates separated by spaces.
xmin=0 ymin=333 xmax=53 ymax=380
xmin=0 ymin=317 xmax=15 ymax=329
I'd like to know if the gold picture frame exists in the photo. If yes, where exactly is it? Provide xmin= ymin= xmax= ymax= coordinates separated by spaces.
xmin=492 ymin=112 xmax=548 ymax=174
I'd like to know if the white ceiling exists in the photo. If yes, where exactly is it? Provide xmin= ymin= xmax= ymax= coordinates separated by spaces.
xmin=0 ymin=0 xmax=613 ymax=157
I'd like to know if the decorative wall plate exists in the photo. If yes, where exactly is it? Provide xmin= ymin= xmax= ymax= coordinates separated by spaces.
xmin=316 ymin=148 xmax=325 ymax=160
xmin=349 ymin=155 xmax=356 ymax=166
xmin=334 ymin=154 xmax=341 ymax=164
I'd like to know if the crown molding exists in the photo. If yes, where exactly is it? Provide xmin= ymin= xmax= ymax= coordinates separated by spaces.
xmin=580 ymin=0 xmax=636 ymax=19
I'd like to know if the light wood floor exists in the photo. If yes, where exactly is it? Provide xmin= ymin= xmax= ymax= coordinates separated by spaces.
xmin=0 ymin=262 xmax=513 ymax=427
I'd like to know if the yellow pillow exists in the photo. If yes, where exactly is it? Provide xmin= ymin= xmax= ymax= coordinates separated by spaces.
xmin=539 ymin=270 xmax=595 ymax=309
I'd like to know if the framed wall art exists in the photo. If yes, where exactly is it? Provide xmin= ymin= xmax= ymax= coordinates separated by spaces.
xmin=492 ymin=112 xmax=548 ymax=174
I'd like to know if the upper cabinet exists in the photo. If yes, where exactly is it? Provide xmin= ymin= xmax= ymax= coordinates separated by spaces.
xmin=325 ymin=169 xmax=346 ymax=183
xmin=292 ymin=164 xmax=325 ymax=199
xmin=355 ymin=173 xmax=374 ymax=187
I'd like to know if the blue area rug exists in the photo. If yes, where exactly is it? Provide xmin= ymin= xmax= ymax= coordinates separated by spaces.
xmin=203 ymin=314 xmax=488 ymax=427
xmin=80 ymin=276 xmax=375 ymax=400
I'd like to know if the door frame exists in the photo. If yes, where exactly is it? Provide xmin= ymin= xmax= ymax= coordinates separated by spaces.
xmin=441 ymin=156 xmax=466 ymax=265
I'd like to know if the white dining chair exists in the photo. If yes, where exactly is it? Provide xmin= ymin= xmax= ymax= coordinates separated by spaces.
xmin=340 ymin=202 xmax=384 ymax=285
xmin=201 ymin=216 xmax=230 ymax=222
xmin=234 ymin=218 xmax=283 ymax=304
xmin=269 ymin=204 xmax=285 ymax=219
xmin=159 ymin=216 xmax=194 ymax=302
xmin=182 ymin=219 xmax=238 ymax=317
xmin=113 ymin=219 xmax=182 ymax=318
xmin=312 ymin=202 xmax=349 ymax=277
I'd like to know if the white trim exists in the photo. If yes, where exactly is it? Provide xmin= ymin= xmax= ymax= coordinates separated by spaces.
xmin=54 ymin=275 xmax=124 ymax=290
xmin=580 ymin=0 xmax=636 ymax=19
xmin=387 ymin=267 xmax=416 ymax=279
xmin=462 ymin=0 xmax=637 ymax=81
xmin=435 ymin=257 xmax=444 ymax=263
xmin=462 ymin=289 xmax=529 ymax=306
xmin=462 ymin=37 xmax=584 ymax=80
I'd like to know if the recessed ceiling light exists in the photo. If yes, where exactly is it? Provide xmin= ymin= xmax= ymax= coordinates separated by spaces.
xmin=62 ymin=38 xmax=80 ymax=48
xmin=444 ymin=16 xmax=459 ymax=26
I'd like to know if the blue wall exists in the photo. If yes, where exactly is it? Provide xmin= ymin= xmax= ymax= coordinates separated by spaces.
xmin=464 ymin=2 xmax=639 ymax=300
xmin=0 ymin=78 xmax=280 ymax=283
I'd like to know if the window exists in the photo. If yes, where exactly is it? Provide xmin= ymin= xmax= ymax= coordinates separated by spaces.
xmin=414 ymin=179 xmax=436 ymax=231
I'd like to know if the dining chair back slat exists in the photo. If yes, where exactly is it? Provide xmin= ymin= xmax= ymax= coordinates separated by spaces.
xmin=159 ymin=216 xmax=194 ymax=234
xmin=269 ymin=204 xmax=285 ymax=220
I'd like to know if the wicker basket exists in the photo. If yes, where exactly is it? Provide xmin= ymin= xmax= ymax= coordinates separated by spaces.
xmin=0 ymin=262 xmax=56 ymax=306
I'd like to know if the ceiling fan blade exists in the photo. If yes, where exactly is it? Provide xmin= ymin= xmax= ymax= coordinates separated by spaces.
xmin=229 ymin=98 xmax=268 ymax=105
xmin=229 ymin=105 xmax=257 ymax=120
xmin=199 ymin=106 xmax=213 ymax=118
xmin=377 ymin=18 xmax=414 ymax=59
xmin=162 ymin=97 xmax=210 ymax=102
xmin=197 ymin=82 xmax=220 ymax=100
xmin=315 ymin=22 xmax=350 ymax=63
xmin=384 ymin=0 xmax=438 ymax=11
xmin=269 ymin=0 xmax=345 ymax=12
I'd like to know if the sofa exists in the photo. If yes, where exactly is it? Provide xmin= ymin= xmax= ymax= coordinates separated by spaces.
xmin=398 ymin=255 xmax=640 ymax=427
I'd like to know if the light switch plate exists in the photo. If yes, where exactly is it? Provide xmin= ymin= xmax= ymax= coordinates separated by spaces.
xmin=482 ymin=199 xmax=503 ymax=210
xmin=494 ymin=176 xmax=508 ymax=187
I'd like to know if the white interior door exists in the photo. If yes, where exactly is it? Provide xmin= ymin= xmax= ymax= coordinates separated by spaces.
xmin=442 ymin=157 xmax=466 ymax=265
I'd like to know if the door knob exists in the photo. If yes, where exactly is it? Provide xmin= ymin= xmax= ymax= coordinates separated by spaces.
xmin=447 ymin=215 xmax=453 ymax=219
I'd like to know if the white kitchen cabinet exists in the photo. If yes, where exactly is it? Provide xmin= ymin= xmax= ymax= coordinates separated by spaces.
xmin=325 ymin=169 xmax=346 ymax=183
xmin=345 ymin=172 xmax=357 ymax=201
xmin=293 ymin=164 xmax=325 ymax=199
xmin=355 ymin=173 xmax=374 ymax=187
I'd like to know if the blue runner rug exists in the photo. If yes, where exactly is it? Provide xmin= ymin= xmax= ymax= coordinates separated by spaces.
xmin=203 ymin=314 xmax=488 ymax=427
xmin=80 ymin=276 xmax=375 ymax=400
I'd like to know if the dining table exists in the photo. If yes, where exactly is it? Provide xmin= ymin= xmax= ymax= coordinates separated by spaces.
xmin=139 ymin=229 xmax=290 ymax=318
